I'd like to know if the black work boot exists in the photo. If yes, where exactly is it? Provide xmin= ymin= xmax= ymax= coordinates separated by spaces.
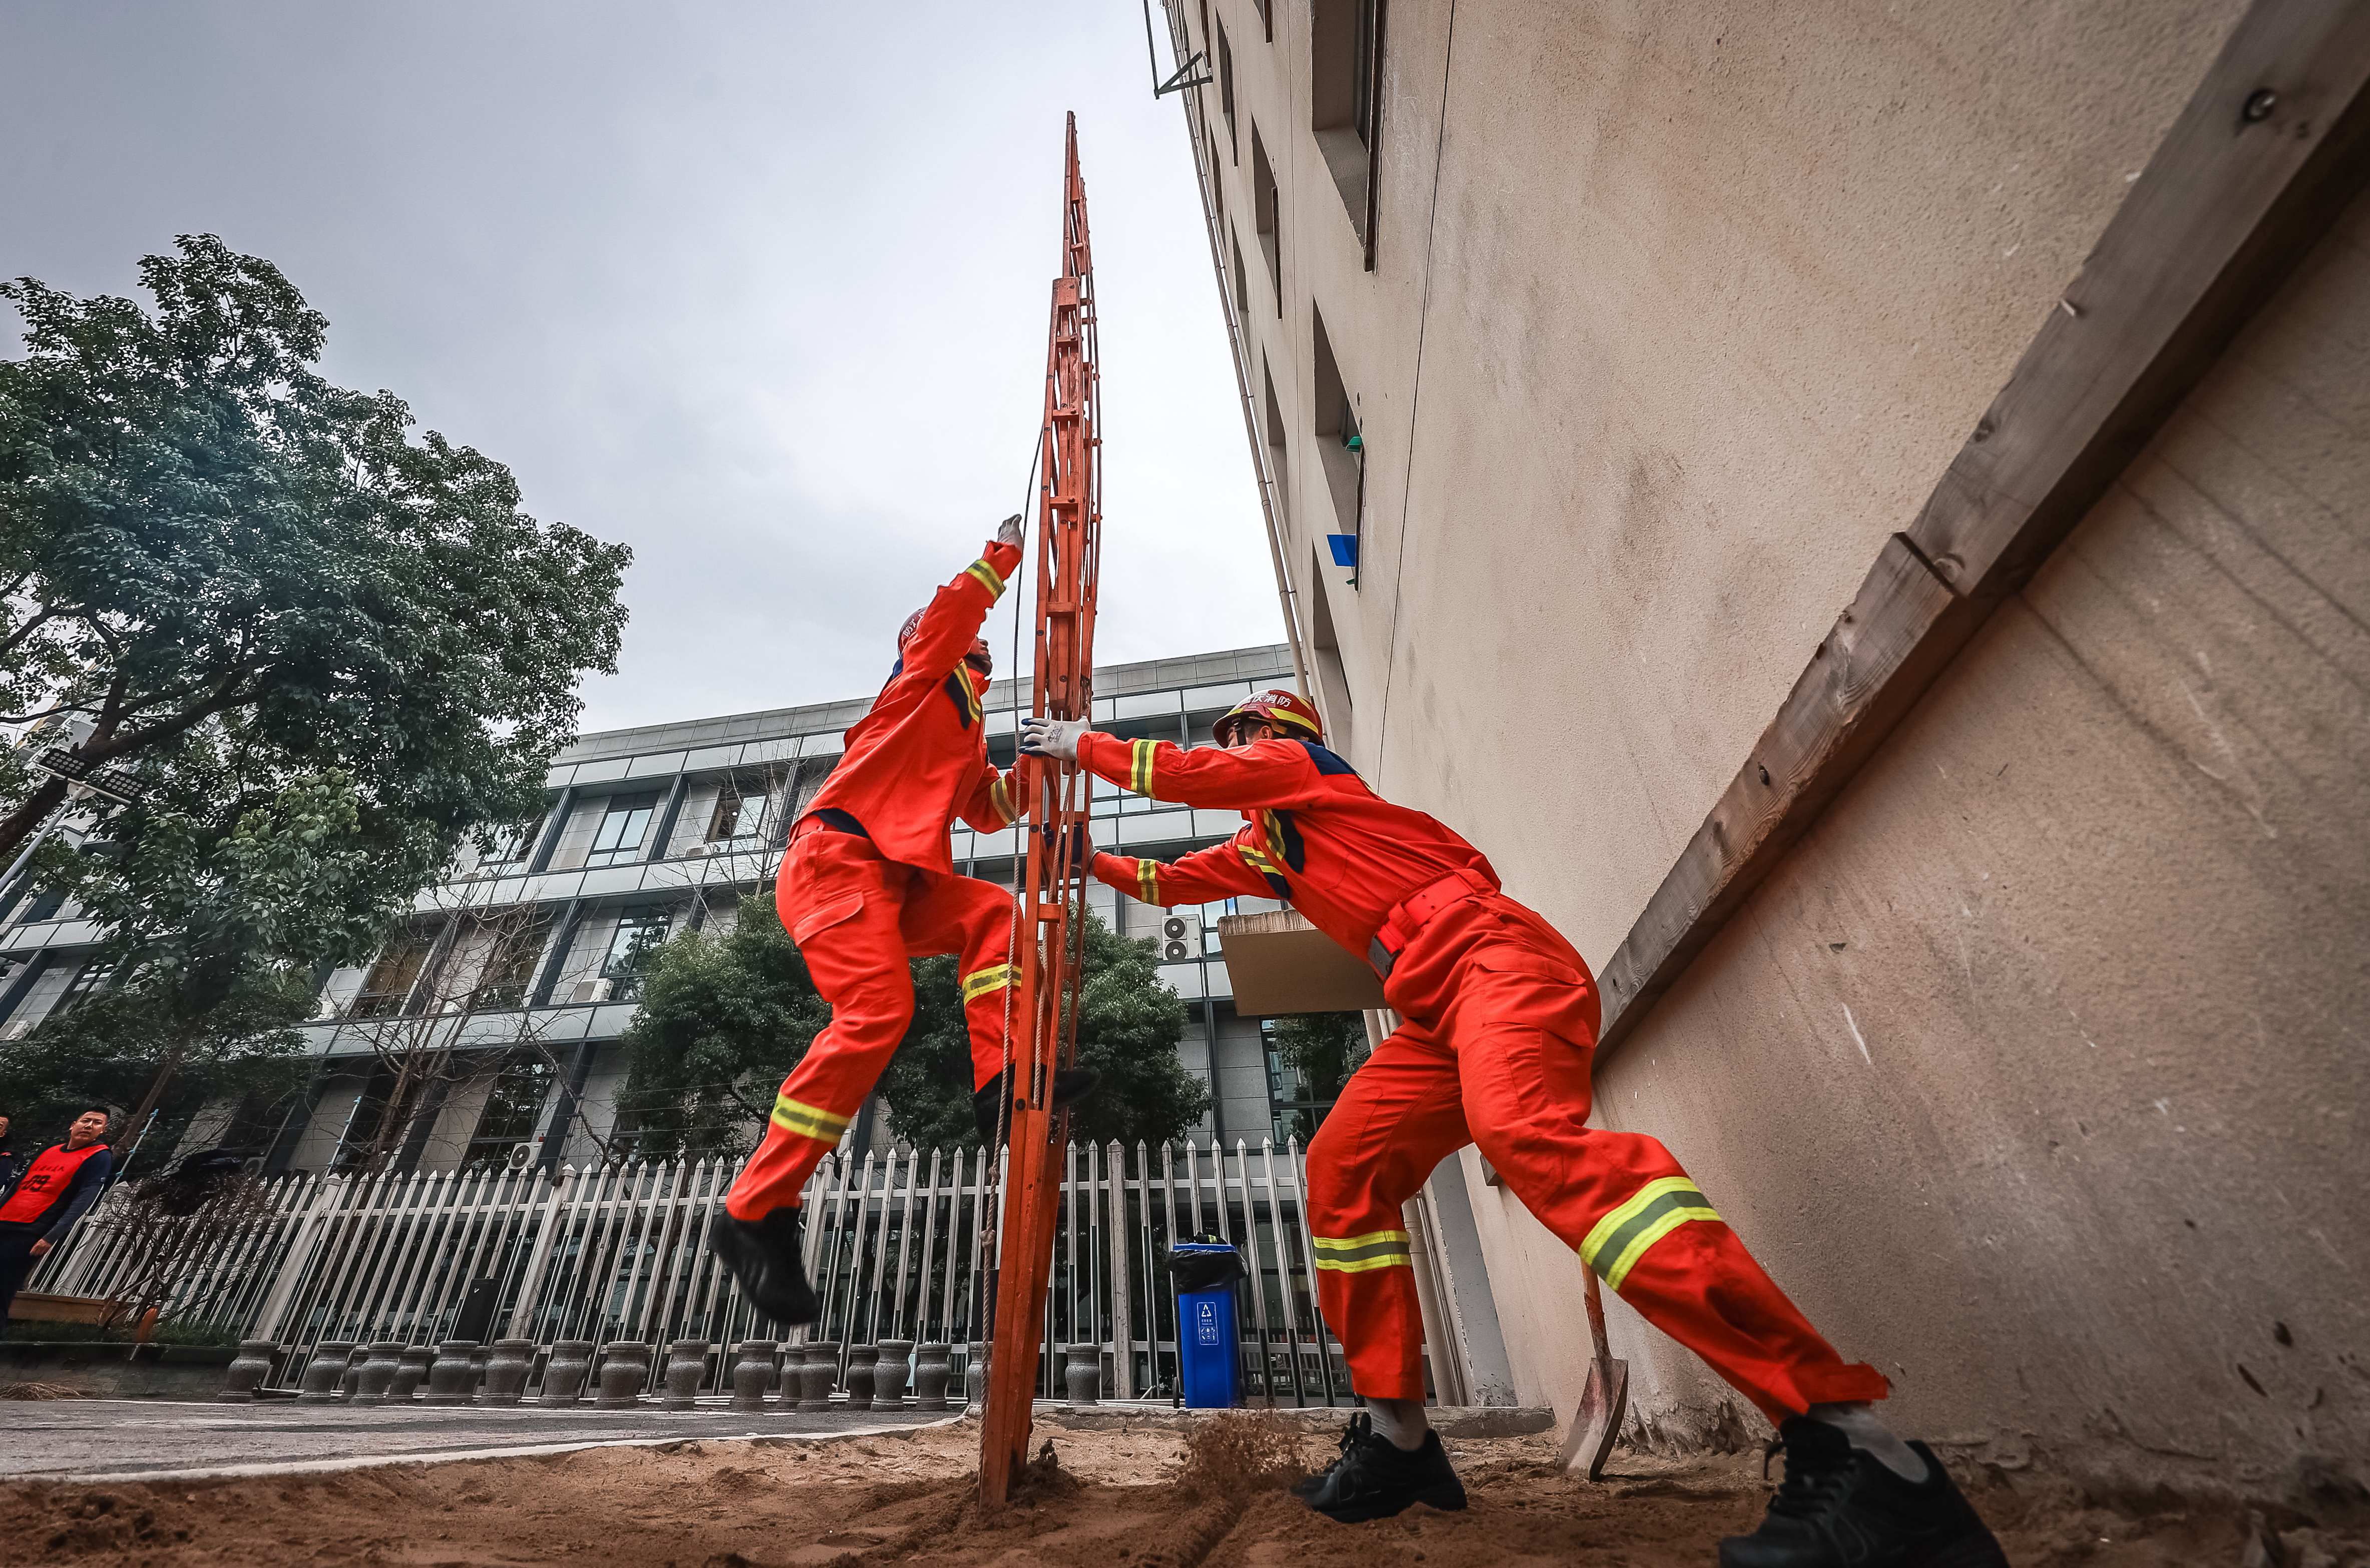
xmin=1298 ymin=1411 xmax=1468 ymax=1523
xmin=971 ymin=1066 xmax=1102 ymax=1143
xmin=707 ymin=1206 xmax=821 ymax=1327
xmin=1719 ymin=1418 xmax=2007 ymax=1568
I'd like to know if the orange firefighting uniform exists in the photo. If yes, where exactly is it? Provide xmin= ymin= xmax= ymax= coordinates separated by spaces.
xmin=724 ymin=540 xmax=1032 ymax=1223
xmin=1078 ymin=730 xmax=1889 ymax=1421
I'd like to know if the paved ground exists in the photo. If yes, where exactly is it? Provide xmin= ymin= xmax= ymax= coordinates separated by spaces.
xmin=0 ymin=1397 xmax=950 ymax=1482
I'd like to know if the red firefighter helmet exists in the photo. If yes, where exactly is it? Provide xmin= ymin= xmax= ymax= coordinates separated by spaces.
xmin=899 ymin=610 xmax=991 ymax=676
xmin=1212 ymin=688 xmax=1325 ymax=746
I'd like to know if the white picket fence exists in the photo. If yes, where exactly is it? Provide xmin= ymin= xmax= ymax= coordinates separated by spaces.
xmin=25 ymin=1139 xmax=1374 ymax=1403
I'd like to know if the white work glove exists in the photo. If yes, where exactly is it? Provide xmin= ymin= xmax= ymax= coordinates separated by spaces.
xmin=1018 ymin=716 xmax=1092 ymax=762
xmin=995 ymin=512 xmax=1025 ymax=550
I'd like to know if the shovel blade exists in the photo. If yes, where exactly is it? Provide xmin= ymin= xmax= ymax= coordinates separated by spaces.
xmin=1558 ymin=1355 xmax=1630 ymax=1482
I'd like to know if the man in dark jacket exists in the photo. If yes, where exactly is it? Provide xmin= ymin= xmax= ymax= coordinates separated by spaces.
xmin=0 ymin=1113 xmax=18 ymax=1191
xmin=0 ymin=1107 xmax=114 ymax=1331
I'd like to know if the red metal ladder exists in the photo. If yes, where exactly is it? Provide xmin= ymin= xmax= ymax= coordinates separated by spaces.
xmin=978 ymin=112 xmax=1102 ymax=1512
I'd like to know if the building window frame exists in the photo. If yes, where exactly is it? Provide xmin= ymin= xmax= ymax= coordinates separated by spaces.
xmin=1216 ymin=15 xmax=1237 ymax=162
xmin=598 ymin=907 xmax=673 ymax=1002
xmin=1310 ymin=0 xmax=1385 ymax=267
xmin=1253 ymin=124 xmax=1282 ymax=319
xmin=704 ymin=777 xmax=772 ymax=847
xmin=349 ymin=931 xmax=434 ymax=1019
xmin=583 ymin=792 xmax=660 ymax=868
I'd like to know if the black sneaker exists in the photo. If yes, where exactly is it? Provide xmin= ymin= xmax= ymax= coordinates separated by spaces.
xmin=1719 ymin=1418 xmax=2007 ymax=1567
xmin=972 ymin=1066 xmax=1102 ymax=1143
xmin=1293 ymin=1418 xmax=1360 ymax=1498
xmin=707 ymin=1206 xmax=821 ymax=1327
xmin=1298 ymin=1411 xmax=1468 ymax=1523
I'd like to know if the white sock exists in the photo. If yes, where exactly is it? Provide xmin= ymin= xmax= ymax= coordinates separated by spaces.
xmin=1364 ymin=1396 xmax=1429 ymax=1452
xmin=1808 ymin=1402 xmax=1928 ymax=1482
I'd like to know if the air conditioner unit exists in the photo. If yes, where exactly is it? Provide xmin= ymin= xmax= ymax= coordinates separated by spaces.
xmin=567 ymin=977 xmax=613 ymax=1005
xmin=1160 ymin=914 xmax=1203 ymax=962
xmin=507 ymin=1138 xmax=543 ymax=1172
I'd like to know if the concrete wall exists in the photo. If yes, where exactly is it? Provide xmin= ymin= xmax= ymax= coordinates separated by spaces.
xmin=1180 ymin=0 xmax=2363 ymax=1487
xmin=1554 ymin=192 xmax=2369 ymax=1486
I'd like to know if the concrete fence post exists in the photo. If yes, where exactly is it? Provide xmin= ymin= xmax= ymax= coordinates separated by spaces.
xmin=353 ymin=1341 xmax=404 ymax=1402
xmin=730 ymin=1340 xmax=776 ymax=1411
xmin=219 ymin=1340 xmax=275 ymax=1402
xmin=296 ymin=1340 xmax=354 ymax=1402
xmin=661 ymin=1339 xmax=708 ymax=1410
xmin=912 ymin=1343 xmax=952 ymax=1411
xmin=481 ymin=1339 xmax=534 ymax=1405
xmin=874 ymin=1338 xmax=913 ymax=1407
xmin=424 ymin=1341 xmax=479 ymax=1404
xmin=800 ymin=1342 xmax=839 ymax=1410
xmin=390 ymin=1344 xmax=435 ymax=1402
xmin=595 ymin=1341 xmax=648 ymax=1408
xmin=541 ymin=1339 xmax=594 ymax=1405
xmin=1064 ymin=1342 xmax=1101 ymax=1406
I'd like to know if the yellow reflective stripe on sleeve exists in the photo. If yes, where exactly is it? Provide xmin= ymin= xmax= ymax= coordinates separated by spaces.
xmin=769 ymin=1094 xmax=854 ymax=1143
xmin=1128 ymin=737 xmax=1159 ymax=795
xmin=965 ymin=559 xmax=1007 ymax=599
xmin=1311 ymin=1228 xmax=1413 ymax=1273
xmin=1136 ymin=859 xmax=1161 ymax=905
xmin=989 ymin=775 xmax=1015 ymax=825
xmin=1580 ymin=1176 xmax=1721 ymax=1290
xmin=960 ymin=963 xmax=1014 ymax=1002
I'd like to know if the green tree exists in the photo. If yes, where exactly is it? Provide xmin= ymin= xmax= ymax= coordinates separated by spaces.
xmin=0 ymin=233 xmax=631 ymax=877
xmin=1269 ymin=1011 xmax=1362 ymax=1104
xmin=619 ymin=893 xmax=831 ymax=1160
xmin=0 ymin=970 xmax=310 ymax=1169
xmin=879 ymin=912 xmax=1209 ymax=1151
xmin=622 ymin=896 xmax=1210 ymax=1158
xmin=0 ymin=236 xmax=628 ymax=1145
xmin=6 ymin=769 xmax=403 ymax=1154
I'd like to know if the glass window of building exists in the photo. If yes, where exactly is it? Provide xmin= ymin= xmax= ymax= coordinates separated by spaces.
xmin=585 ymin=792 xmax=660 ymax=867
xmin=600 ymin=909 xmax=672 ymax=1001
xmin=705 ymin=779 xmax=769 ymax=844
xmin=349 ymin=932 xmax=434 ymax=1018
xmin=479 ymin=813 xmax=544 ymax=869
xmin=466 ymin=1054 xmax=555 ymax=1164
xmin=470 ymin=915 xmax=551 ymax=1009
xmin=54 ymin=956 xmax=115 ymax=1014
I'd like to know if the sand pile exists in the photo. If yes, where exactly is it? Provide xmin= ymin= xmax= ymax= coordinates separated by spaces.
xmin=0 ymin=1411 xmax=2358 ymax=1566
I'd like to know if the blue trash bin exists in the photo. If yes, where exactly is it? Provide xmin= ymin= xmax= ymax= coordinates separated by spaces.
xmin=1172 ymin=1241 xmax=1243 ymax=1408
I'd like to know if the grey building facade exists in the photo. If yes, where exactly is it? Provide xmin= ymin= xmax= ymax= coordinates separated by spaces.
xmin=0 ymin=644 xmax=1309 ymax=1174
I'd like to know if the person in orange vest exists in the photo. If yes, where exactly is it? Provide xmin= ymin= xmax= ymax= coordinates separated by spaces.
xmin=1021 ymin=692 xmax=2002 ymax=1568
xmin=709 ymin=515 xmax=1096 ymax=1327
xmin=0 ymin=1107 xmax=114 ymax=1333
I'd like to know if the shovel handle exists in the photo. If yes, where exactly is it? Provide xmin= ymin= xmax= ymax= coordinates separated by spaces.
xmin=1583 ymin=1267 xmax=1612 ymax=1360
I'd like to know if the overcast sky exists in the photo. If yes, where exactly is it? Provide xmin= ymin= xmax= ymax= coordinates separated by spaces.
xmin=0 ymin=2 xmax=1281 ymax=734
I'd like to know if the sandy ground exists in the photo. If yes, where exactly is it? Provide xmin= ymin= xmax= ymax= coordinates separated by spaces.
xmin=1 ymin=1412 xmax=2363 ymax=1567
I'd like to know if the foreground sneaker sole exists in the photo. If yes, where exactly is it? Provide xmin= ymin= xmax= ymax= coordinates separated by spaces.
xmin=1305 ymin=1478 xmax=1468 ymax=1523
xmin=1715 ymin=1519 xmax=2009 ymax=1568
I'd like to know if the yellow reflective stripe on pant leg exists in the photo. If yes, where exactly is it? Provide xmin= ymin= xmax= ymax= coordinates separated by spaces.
xmin=961 ymin=963 xmax=1014 ymax=1002
xmin=1580 ymin=1176 xmax=1721 ymax=1291
xmin=770 ymin=1094 xmax=853 ymax=1143
xmin=1312 ymin=1227 xmax=1413 ymax=1273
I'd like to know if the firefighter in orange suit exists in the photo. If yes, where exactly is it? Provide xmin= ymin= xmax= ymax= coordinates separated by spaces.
xmin=1020 ymin=692 xmax=2002 ymax=1568
xmin=710 ymin=514 xmax=1096 ymax=1327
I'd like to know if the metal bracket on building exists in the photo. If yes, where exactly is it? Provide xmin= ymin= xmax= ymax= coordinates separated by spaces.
xmin=1141 ymin=0 xmax=1210 ymax=96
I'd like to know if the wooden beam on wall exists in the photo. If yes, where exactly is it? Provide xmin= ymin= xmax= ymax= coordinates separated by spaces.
xmin=1594 ymin=0 xmax=2370 ymax=1062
